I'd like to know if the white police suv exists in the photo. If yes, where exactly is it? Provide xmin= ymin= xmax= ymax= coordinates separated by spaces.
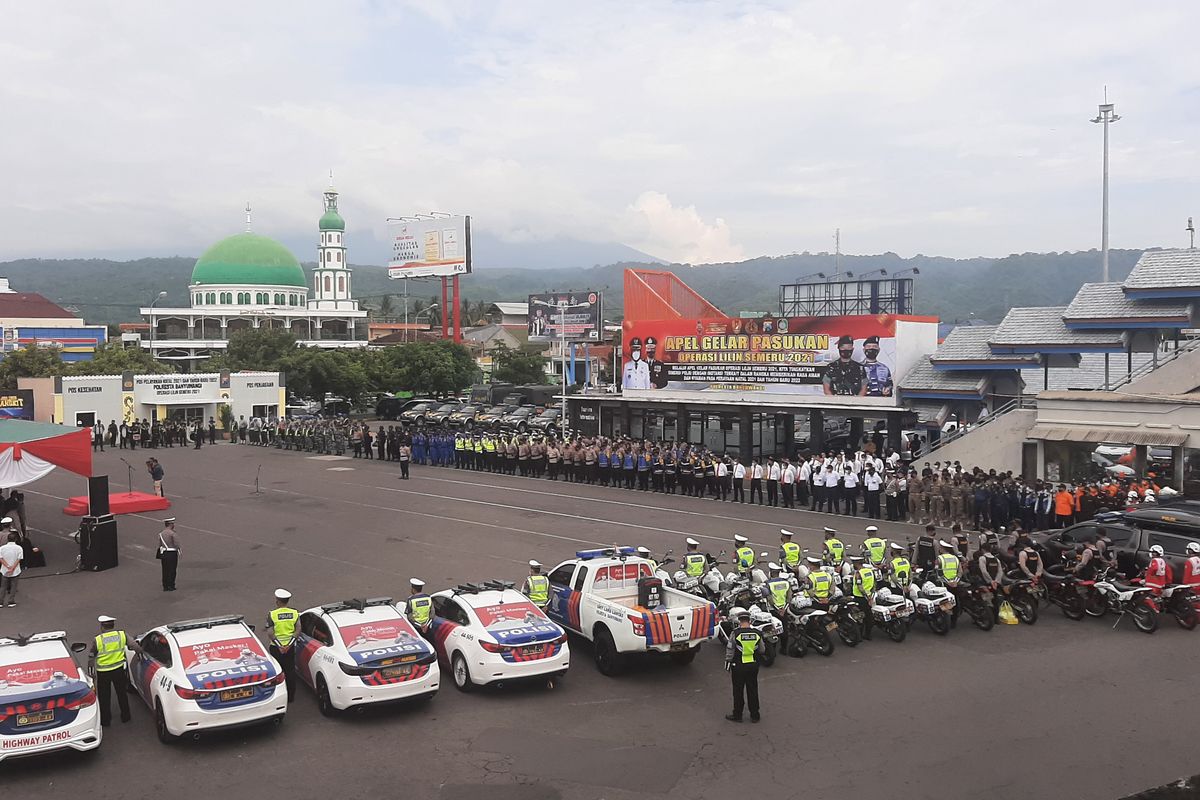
xmin=294 ymin=597 xmax=439 ymax=716
xmin=128 ymin=615 xmax=287 ymax=743
xmin=0 ymin=631 xmax=100 ymax=761
xmin=417 ymin=580 xmax=569 ymax=691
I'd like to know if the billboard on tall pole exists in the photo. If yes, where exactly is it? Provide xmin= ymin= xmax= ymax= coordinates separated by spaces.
xmin=527 ymin=292 xmax=603 ymax=342
xmin=387 ymin=215 xmax=472 ymax=279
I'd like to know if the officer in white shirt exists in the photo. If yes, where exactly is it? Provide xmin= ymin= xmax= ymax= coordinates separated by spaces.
xmin=766 ymin=459 xmax=781 ymax=507
xmin=750 ymin=460 xmax=764 ymax=504
xmin=862 ymin=463 xmax=884 ymax=519
xmin=797 ymin=458 xmax=812 ymax=508
xmin=780 ymin=460 xmax=796 ymax=509
xmin=733 ymin=459 xmax=747 ymax=503
xmin=842 ymin=466 xmax=860 ymax=516
xmin=715 ymin=457 xmax=730 ymax=501
xmin=621 ymin=337 xmax=652 ymax=390
xmin=822 ymin=464 xmax=841 ymax=513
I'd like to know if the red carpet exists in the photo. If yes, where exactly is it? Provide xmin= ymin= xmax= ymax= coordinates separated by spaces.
xmin=63 ymin=491 xmax=171 ymax=516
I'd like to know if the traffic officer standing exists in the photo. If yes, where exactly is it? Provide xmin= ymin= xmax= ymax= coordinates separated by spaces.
xmin=523 ymin=561 xmax=550 ymax=609
xmin=267 ymin=589 xmax=299 ymax=701
xmin=156 ymin=517 xmax=180 ymax=591
xmin=850 ymin=557 xmax=877 ymax=640
xmin=724 ymin=610 xmax=764 ymax=723
xmin=822 ymin=527 xmax=846 ymax=572
xmin=862 ymin=526 xmax=888 ymax=570
xmin=778 ymin=529 xmax=802 ymax=576
xmin=406 ymin=578 xmax=433 ymax=636
xmin=682 ymin=537 xmax=706 ymax=581
xmin=733 ymin=535 xmax=755 ymax=576
xmin=90 ymin=615 xmax=142 ymax=727
xmin=764 ymin=563 xmax=791 ymax=615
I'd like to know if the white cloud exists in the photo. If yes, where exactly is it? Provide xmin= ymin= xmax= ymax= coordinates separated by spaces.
xmin=624 ymin=191 xmax=744 ymax=264
xmin=0 ymin=1 xmax=1197 ymax=263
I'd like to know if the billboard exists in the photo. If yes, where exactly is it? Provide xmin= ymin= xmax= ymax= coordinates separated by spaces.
xmin=387 ymin=215 xmax=472 ymax=279
xmin=0 ymin=390 xmax=34 ymax=420
xmin=621 ymin=314 xmax=905 ymax=404
xmin=527 ymin=291 xmax=603 ymax=342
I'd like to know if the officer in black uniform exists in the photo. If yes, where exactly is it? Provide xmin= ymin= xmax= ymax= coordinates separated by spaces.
xmin=645 ymin=336 xmax=669 ymax=389
xmin=822 ymin=334 xmax=867 ymax=396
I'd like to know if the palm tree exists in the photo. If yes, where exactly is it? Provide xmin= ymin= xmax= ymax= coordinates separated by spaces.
xmin=378 ymin=294 xmax=395 ymax=318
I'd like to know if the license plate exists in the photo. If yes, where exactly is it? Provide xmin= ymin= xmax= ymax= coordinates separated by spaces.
xmin=825 ymin=622 xmax=837 ymax=631
xmin=381 ymin=665 xmax=412 ymax=678
xmin=16 ymin=710 xmax=54 ymax=726
xmin=519 ymin=645 xmax=547 ymax=657
xmin=219 ymin=687 xmax=255 ymax=702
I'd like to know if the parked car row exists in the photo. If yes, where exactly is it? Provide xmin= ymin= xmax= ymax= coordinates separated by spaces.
xmin=1 ymin=585 xmax=571 ymax=760
xmin=378 ymin=397 xmax=563 ymax=435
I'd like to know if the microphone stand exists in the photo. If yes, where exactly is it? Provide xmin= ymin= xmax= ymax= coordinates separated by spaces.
xmin=119 ymin=457 xmax=134 ymax=495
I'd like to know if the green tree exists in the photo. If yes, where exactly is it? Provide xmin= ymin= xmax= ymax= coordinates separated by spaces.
xmin=70 ymin=343 xmax=173 ymax=376
xmin=280 ymin=348 xmax=369 ymax=404
xmin=0 ymin=345 xmax=66 ymax=389
xmin=490 ymin=343 xmax=548 ymax=385
xmin=390 ymin=340 xmax=478 ymax=396
xmin=217 ymin=328 xmax=299 ymax=371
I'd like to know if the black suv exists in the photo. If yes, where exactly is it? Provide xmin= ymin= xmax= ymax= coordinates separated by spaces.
xmin=1034 ymin=507 xmax=1200 ymax=576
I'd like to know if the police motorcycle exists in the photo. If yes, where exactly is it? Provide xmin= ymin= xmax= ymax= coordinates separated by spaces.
xmin=716 ymin=580 xmax=782 ymax=666
xmin=1089 ymin=565 xmax=1159 ymax=633
xmin=672 ymin=550 xmax=726 ymax=602
xmin=1032 ymin=562 xmax=1087 ymax=621
xmin=824 ymin=571 xmax=865 ymax=648
xmin=1154 ymin=582 xmax=1198 ymax=630
xmin=871 ymin=587 xmax=914 ymax=643
xmin=724 ymin=552 xmax=771 ymax=587
xmin=783 ymin=594 xmax=836 ymax=657
xmin=906 ymin=562 xmax=956 ymax=636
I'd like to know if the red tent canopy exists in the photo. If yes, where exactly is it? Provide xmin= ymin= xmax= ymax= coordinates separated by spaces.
xmin=0 ymin=420 xmax=92 ymax=487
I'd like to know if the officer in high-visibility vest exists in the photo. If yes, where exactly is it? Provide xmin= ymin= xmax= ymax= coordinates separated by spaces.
xmin=682 ymin=537 xmax=707 ymax=579
xmin=523 ymin=561 xmax=550 ymax=609
xmin=406 ymin=578 xmax=433 ymax=636
xmin=778 ymin=529 xmax=802 ymax=575
xmin=764 ymin=563 xmax=791 ymax=614
xmin=733 ymin=534 xmax=755 ymax=575
xmin=805 ymin=558 xmax=835 ymax=603
xmin=267 ymin=588 xmax=299 ymax=701
xmin=862 ymin=526 xmax=888 ymax=568
xmin=888 ymin=543 xmax=912 ymax=592
xmin=850 ymin=558 xmax=877 ymax=640
xmin=724 ymin=610 xmax=764 ymax=723
xmin=936 ymin=541 xmax=962 ymax=586
xmin=89 ymin=614 xmax=142 ymax=727
xmin=822 ymin=527 xmax=845 ymax=569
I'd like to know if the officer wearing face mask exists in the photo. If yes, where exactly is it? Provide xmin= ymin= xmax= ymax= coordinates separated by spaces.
xmin=822 ymin=335 xmax=867 ymax=396
xmin=862 ymin=335 xmax=893 ymax=397
xmin=622 ymin=337 xmax=652 ymax=390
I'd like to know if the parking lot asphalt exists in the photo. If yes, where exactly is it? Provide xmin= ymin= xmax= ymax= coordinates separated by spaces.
xmin=4 ymin=443 xmax=1196 ymax=800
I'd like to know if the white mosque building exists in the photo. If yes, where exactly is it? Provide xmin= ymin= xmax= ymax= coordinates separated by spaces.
xmin=141 ymin=182 xmax=368 ymax=364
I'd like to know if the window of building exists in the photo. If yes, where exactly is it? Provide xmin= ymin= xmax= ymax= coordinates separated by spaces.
xmin=193 ymin=293 xmax=201 ymax=305
xmin=324 ymin=275 xmax=332 ymax=293
xmin=274 ymin=293 xmax=284 ymax=305
xmin=206 ymin=292 xmax=216 ymax=304
xmin=334 ymin=251 xmax=340 ymax=263
xmin=238 ymin=292 xmax=250 ymax=305
xmin=337 ymin=275 xmax=345 ymax=294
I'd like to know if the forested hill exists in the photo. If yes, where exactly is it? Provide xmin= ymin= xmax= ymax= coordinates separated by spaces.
xmin=0 ymin=248 xmax=1145 ymax=327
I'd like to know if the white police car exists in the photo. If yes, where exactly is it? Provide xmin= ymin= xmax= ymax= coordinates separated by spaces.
xmin=0 ymin=631 xmax=100 ymax=762
xmin=294 ymin=597 xmax=439 ymax=716
xmin=127 ymin=615 xmax=287 ymax=743
xmin=415 ymin=580 xmax=569 ymax=691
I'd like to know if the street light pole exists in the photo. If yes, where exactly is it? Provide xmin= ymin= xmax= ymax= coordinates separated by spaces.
xmin=1092 ymin=93 xmax=1121 ymax=282
xmin=148 ymin=290 xmax=167 ymax=361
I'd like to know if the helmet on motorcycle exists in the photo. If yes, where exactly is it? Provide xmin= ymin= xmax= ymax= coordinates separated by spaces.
xmin=889 ymin=543 xmax=906 ymax=553
xmin=876 ymin=587 xmax=892 ymax=599
xmin=1188 ymin=542 xmax=1200 ymax=556
xmin=795 ymin=563 xmax=811 ymax=580
xmin=805 ymin=556 xmax=823 ymax=565
xmin=767 ymin=562 xmax=782 ymax=573
xmin=1149 ymin=545 xmax=1165 ymax=557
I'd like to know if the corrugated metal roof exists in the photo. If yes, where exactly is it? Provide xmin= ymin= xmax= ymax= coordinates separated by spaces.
xmin=1040 ymin=352 xmax=1154 ymax=391
xmin=1064 ymin=282 xmax=1191 ymax=321
xmin=490 ymin=302 xmax=529 ymax=316
xmin=899 ymin=356 xmax=988 ymax=394
xmin=1027 ymin=425 xmax=1187 ymax=446
xmin=990 ymin=306 xmax=1126 ymax=348
xmin=1123 ymin=249 xmax=1200 ymax=290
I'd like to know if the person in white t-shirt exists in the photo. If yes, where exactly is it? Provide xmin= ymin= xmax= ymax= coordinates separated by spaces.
xmin=715 ymin=458 xmax=730 ymax=501
xmin=822 ymin=464 xmax=841 ymax=514
xmin=0 ymin=531 xmax=23 ymax=607
xmin=862 ymin=464 xmax=884 ymax=519
xmin=766 ymin=459 xmax=782 ymax=507
xmin=733 ymin=460 xmax=747 ymax=503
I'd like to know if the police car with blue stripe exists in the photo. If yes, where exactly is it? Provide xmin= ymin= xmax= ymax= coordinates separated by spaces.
xmin=0 ymin=631 xmax=100 ymax=762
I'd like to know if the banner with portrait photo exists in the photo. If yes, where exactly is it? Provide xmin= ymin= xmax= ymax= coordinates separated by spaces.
xmin=621 ymin=315 xmax=902 ymax=403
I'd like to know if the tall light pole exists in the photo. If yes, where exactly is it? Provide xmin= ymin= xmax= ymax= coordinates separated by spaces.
xmin=1092 ymin=93 xmax=1120 ymax=282
xmin=533 ymin=297 xmax=592 ymax=427
xmin=148 ymin=290 xmax=167 ymax=360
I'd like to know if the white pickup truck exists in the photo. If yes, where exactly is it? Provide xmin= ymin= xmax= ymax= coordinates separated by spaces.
xmin=543 ymin=547 xmax=717 ymax=675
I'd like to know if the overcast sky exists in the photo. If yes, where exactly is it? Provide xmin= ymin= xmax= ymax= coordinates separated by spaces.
xmin=3 ymin=1 xmax=1198 ymax=265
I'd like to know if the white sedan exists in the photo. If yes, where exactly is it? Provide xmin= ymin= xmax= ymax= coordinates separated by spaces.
xmin=0 ymin=631 xmax=101 ymax=762
xmin=294 ymin=597 xmax=440 ymax=715
xmin=409 ymin=581 xmax=569 ymax=691
xmin=128 ymin=615 xmax=287 ymax=743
